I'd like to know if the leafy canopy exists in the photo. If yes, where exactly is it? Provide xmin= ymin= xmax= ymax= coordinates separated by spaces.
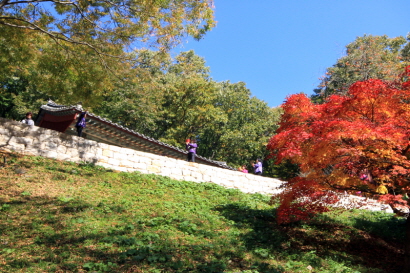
xmin=93 ymin=50 xmax=280 ymax=168
xmin=313 ymin=34 xmax=410 ymax=101
xmin=268 ymin=66 xmax=410 ymax=224
xmin=0 ymin=0 xmax=215 ymax=53
xmin=0 ymin=0 xmax=215 ymax=105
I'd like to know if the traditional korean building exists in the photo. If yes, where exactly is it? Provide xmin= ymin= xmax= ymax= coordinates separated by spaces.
xmin=35 ymin=101 xmax=234 ymax=170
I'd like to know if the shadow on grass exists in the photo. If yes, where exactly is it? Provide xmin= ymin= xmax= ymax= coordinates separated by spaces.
xmin=1 ymin=184 xmax=406 ymax=273
xmin=214 ymin=203 xmax=405 ymax=273
xmin=214 ymin=203 xmax=285 ymax=273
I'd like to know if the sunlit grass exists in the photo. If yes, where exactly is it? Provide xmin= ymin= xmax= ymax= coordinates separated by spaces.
xmin=0 ymin=152 xmax=405 ymax=272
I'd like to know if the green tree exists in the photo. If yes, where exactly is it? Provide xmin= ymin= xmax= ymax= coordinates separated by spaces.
xmin=312 ymin=34 xmax=409 ymax=102
xmin=93 ymin=50 xmax=170 ymax=135
xmin=157 ymin=50 xmax=224 ymax=146
xmin=199 ymin=81 xmax=279 ymax=167
xmin=0 ymin=76 xmax=48 ymax=120
xmin=93 ymin=50 xmax=282 ymax=169
xmin=0 ymin=0 xmax=215 ymax=112
xmin=0 ymin=0 xmax=215 ymax=53
xmin=0 ymin=29 xmax=129 ymax=109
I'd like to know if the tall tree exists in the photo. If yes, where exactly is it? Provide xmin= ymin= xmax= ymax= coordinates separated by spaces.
xmin=199 ymin=81 xmax=280 ymax=166
xmin=93 ymin=50 xmax=170 ymax=135
xmin=93 ymin=50 xmax=281 ymax=169
xmin=268 ymin=66 xmax=410 ymax=270
xmin=0 ymin=28 xmax=129 ymax=107
xmin=0 ymin=0 xmax=215 ymax=110
xmin=312 ymin=35 xmax=409 ymax=102
xmin=156 ymin=50 xmax=224 ymax=146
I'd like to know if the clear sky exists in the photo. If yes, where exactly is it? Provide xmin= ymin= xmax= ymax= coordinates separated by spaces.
xmin=173 ymin=1 xmax=410 ymax=107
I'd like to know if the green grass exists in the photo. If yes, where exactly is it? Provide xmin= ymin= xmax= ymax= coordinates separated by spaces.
xmin=0 ymin=152 xmax=405 ymax=273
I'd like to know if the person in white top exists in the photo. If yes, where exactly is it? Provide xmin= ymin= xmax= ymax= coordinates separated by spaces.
xmin=21 ymin=112 xmax=34 ymax=126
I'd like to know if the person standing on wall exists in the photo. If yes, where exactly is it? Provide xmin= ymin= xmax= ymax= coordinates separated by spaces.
xmin=252 ymin=159 xmax=263 ymax=175
xmin=75 ymin=112 xmax=87 ymax=137
xmin=186 ymin=138 xmax=198 ymax=162
xmin=21 ymin=112 xmax=35 ymax=126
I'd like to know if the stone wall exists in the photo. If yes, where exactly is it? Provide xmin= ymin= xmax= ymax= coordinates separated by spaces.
xmin=0 ymin=118 xmax=284 ymax=195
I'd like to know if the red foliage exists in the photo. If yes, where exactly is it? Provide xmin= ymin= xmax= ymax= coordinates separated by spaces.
xmin=269 ymin=66 xmax=410 ymax=224
xmin=276 ymin=177 xmax=339 ymax=224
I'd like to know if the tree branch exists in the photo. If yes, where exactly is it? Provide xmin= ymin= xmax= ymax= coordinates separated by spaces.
xmin=0 ymin=16 xmax=126 ymax=60
xmin=0 ymin=0 xmax=10 ymax=8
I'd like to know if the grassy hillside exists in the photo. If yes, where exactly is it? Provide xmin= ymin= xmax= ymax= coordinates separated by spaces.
xmin=0 ymin=152 xmax=406 ymax=273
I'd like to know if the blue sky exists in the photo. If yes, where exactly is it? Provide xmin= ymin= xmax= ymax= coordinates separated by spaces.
xmin=173 ymin=1 xmax=409 ymax=107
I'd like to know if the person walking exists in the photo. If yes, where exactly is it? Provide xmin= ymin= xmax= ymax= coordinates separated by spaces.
xmin=75 ymin=112 xmax=87 ymax=137
xmin=21 ymin=112 xmax=34 ymax=126
xmin=252 ymin=159 xmax=262 ymax=175
xmin=186 ymin=138 xmax=198 ymax=162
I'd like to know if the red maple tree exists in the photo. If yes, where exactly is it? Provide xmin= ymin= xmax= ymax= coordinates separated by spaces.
xmin=268 ymin=66 xmax=410 ymax=225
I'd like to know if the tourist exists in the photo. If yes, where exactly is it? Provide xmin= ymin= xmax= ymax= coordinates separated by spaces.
xmin=186 ymin=138 xmax=198 ymax=162
xmin=252 ymin=159 xmax=262 ymax=175
xmin=241 ymin=165 xmax=248 ymax=173
xmin=21 ymin=112 xmax=34 ymax=126
xmin=75 ymin=112 xmax=87 ymax=137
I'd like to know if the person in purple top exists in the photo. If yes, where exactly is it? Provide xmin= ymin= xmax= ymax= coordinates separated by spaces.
xmin=186 ymin=138 xmax=198 ymax=162
xmin=252 ymin=158 xmax=262 ymax=175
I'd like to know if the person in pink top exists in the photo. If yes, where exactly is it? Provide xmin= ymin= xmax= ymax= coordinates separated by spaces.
xmin=241 ymin=165 xmax=248 ymax=173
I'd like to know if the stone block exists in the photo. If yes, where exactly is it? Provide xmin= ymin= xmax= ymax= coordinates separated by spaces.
xmin=127 ymin=155 xmax=139 ymax=163
xmin=152 ymin=160 xmax=164 ymax=167
xmin=41 ymin=150 xmax=58 ymax=159
xmin=9 ymin=143 xmax=26 ymax=152
xmin=192 ymin=172 xmax=203 ymax=181
xmin=119 ymin=160 xmax=134 ymax=168
xmin=0 ymin=128 xmax=9 ymax=135
xmin=137 ymin=168 xmax=150 ymax=174
xmin=95 ymin=148 xmax=103 ymax=156
xmin=147 ymin=165 xmax=160 ymax=174
xmin=107 ymin=158 xmax=120 ymax=167
xmin=102 ymin=149 xmax=113 ymax=158
xmin=56 ymin=145 xmax=67 ymax=154
xmin=66 ymin=148 xmax=79 ymax=158
xmin=159 ymin=168 xmax=172 ymax=176
xmin=61 ymin=139 xmax=78 ymax=149
xmin=97 ymin=156 xmax=109 ymax=164
xmin=97 ymin=143 xmax=110 ymax=150
xmin=164 ymin=161 xmax=178 ymax=169
xmin=163 ymin=158 xmax=178 ymax=167
xmin=96 ymin=162 xmax=113 ymax=170
xmin=171 ymin=168 xmax=183 ymax=175
xmin=202 ymin=174 xmax=211 ymax=182
xmin=133 ymin=162 xmax=147 ymax=170
xmin=183 ymin=176 xmax=199 ymax=183
xmin=114 ymin=166 xmax=128 ymax=172
xmin=169 ymin=174 xmax=184 ymax=181
xmin=120 ymin=147 xmax=135 ymax=155
xmin=81 ymin=152 xmax=98 ymax=162
xmin=57 ymin=153 xmax=72 ymax=161
xmin=138 ymin=157 xmax=151 ymax=164
xmin=22 ymin=150 xmax=38 ymax=156
xmin=113 ymin=151 xmax=125 ymax=160
xmin=109 ymin=145 xmax=122 ymax=152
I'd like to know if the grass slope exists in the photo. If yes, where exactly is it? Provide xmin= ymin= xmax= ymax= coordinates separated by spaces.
xmin=0 ymin=152 xmax=406 ymax=273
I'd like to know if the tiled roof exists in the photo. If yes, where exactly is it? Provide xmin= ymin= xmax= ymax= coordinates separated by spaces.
xmin=37 ymin=100 xmax=235 ymax=170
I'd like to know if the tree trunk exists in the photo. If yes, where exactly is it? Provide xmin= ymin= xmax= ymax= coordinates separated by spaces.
xmin=404 ymin=215 xmax=410 ymax=272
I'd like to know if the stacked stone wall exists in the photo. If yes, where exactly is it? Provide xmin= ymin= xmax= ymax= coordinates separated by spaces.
xmin=0 ymin=118 xmax=284 ymax=195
